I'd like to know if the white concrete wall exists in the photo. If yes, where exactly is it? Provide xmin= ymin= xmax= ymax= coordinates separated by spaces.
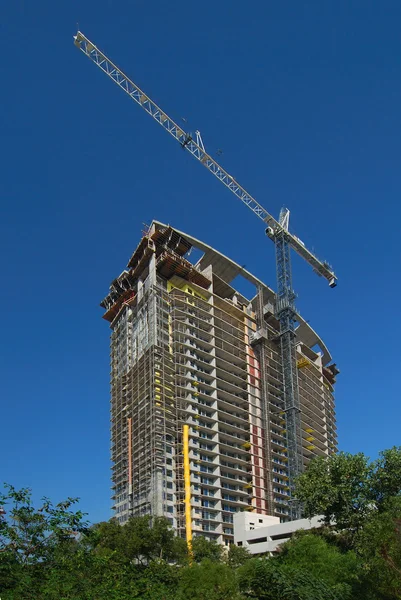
xmin=234 ymin=511 xmax=323 ymax=554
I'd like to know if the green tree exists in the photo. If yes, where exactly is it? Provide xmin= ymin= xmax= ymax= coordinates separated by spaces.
xmin=191 ymin=535 xmax=223 ymax=563
xmin=296 ymin=448 xmax=401 ymax=535
xmin=0 ymin=484 xmax=88 ymax=562
xmin=4 ymin=468 xmax=401 ymax=600
xmin=369 ymin=447 xmax=401 ymax=508
xmin=295 ymin=452 xmax=371 ymax=532
xmin=238 ymin=557 xmax=348 ymax=600
xmin=139 ymin=559 xmax=179 ymax=600
xmin=92 ymin=515 xmax=184 ymax=565
xmin=278 ymin=533 xmax=360 ymax=598
xmin=177 ymin=559 xmax=242 ymax=600
xmin=355 ymin=497 xmax=401 ymax=599
xmin=225 ymin=543 xmax=251 ymax=569
xmin=294 ymin=448 xmax=401 ymax=598
xmin=0 ymin=484 xmax=88 ymax=600
xmin=40 ymin=544 xmax=143 ymax=600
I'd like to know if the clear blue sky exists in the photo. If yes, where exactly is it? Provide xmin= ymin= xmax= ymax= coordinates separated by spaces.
xmin=1 ymin=0 xmax=400 ymax=524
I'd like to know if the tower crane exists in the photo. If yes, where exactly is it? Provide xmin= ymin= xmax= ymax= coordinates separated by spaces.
xmin=74 ymin=31 xmax=337 ymax=517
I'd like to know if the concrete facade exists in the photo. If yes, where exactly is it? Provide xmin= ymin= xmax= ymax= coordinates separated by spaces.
xmin=103 ymin=221 xmax=338 ymax=545
xmin=233 ymin=511 xmax=324 ymax=553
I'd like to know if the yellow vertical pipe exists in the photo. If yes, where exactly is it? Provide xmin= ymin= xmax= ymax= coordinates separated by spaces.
xmin=183 ymin=424 xmax=193 ymax=557
xmin=127 ymin=417 xmax=133 ymax=490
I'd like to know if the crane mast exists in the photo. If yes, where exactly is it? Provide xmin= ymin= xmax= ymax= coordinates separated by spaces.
xmin=74 ymin=31 xmax=337 ymax=518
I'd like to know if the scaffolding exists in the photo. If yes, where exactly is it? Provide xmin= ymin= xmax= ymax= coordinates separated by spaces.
xmin=106 ymin=221 xmax=337 ymax=531
xmin=110 ymin=282 xmax=176 ymax=521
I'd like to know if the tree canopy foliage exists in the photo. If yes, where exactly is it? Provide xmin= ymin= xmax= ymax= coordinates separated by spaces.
xmin=294 ymin=446 xmax=401 ymax=598
xmin=1 ymin=446 xmax=401 ymax=599
xmin=295 ymin=447 xmax=401 ymax=533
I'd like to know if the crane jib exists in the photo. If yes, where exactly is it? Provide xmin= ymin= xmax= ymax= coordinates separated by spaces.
xmin=73 ymin=31 xmax=337 ymax=288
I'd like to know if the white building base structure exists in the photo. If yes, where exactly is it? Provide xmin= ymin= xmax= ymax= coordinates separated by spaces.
xmin=234 ymin=511 xmax=323 ymax=554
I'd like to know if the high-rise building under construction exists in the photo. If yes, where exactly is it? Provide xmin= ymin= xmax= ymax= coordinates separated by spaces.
xmin=103 ymin=221 xmax=338 ymax=545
